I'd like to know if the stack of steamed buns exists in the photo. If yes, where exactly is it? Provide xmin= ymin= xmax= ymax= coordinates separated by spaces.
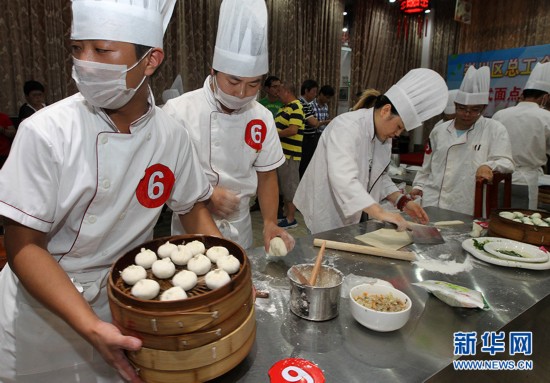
xmin=119 ymin=240 xmax=241 ymax=301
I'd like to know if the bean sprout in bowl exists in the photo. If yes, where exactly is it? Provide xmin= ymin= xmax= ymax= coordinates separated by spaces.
xmin=349 ymin=284 xmax=412 ymax=332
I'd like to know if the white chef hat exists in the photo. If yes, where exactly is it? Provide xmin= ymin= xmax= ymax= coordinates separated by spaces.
xmin=212 ymin=0 xmax=269 ymax=77
xmin=71 ymin=0 xmax=177 ymax=48
xmin=455 ymin=66 xmax=490 ymax=105
xmin=384 ymin=68 xmax=448 ymax=131
xmin=525 ymin=62 xmax=550 ymax=94
xmin=444 ymin=89 xmax=459 ymax=114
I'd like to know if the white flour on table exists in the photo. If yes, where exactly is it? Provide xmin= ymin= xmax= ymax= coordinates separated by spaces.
xmin=413 ymin=254 xmax=473 ymax=275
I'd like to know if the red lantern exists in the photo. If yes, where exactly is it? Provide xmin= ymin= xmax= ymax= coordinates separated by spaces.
xmin=400 ymin=0 xmax=429 ymax=14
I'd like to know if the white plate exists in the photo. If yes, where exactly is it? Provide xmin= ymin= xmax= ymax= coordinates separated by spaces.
xmin=483 ymin=241 xmax=549 ymax=263
xmin=462 ymin=237 xmax=550 ymax=270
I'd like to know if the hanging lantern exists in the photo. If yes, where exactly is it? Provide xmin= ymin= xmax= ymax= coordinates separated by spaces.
xmin=400 ymin=0 xmax=429 ymax=14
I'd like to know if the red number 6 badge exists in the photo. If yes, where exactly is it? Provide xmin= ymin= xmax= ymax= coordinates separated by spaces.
xmin=136 ymin=164 xmax=175 ymax=208
xmin=245 ymin=119 xmax=267 ymax=151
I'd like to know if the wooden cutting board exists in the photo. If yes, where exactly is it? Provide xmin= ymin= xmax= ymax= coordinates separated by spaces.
xmin=355 ymin=228 xmax=413 ymax=250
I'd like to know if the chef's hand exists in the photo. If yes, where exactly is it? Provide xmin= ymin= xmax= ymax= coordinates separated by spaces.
xmin=365 ymin=204 xmax=410 ymax=232
xmin=403 ymin=201 xmax=429 ymax=225
xmin=207 ymin=186 xmax=240 ymax=219
xmin=410 ymin=188 xmax=423 ymax=198
xmin=263 ymin=221 xmax=295 ymax=253
xmin=476 ymin=165 xmax=493 ymax=183
xmin=88 ymin=320 xmax=143 ymax=382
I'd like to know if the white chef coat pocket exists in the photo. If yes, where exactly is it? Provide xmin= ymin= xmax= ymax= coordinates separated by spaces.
xmin=15 ymin=300 xmax=94 ymax=378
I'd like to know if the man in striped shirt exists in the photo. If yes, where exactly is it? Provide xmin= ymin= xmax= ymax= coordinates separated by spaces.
xmin=299 ymin=79 xmax=323 ymax=178
xmin=275 ymin=85 xmax=305 ymax=229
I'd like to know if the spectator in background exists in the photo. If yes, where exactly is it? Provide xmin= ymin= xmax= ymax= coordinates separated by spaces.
xmin=252 ymin=75 xmax=283 ymax=213
xmin=311 ymin=84 xmax=334 ymax=135
xmin=259 ymin=75 xmax=283 ymax=117
xmin=299 ymin=79 xmax=322 ymax=178
xmin=0 ymin=112 xmax=16 ymax=168
xmin=276 ymin=84 xmax=305 ymax=229
xmin=18 ymin=80 xmax=46 ymax=122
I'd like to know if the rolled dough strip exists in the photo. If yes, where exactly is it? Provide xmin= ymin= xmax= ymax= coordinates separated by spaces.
xmin=433 ymin=220 xmax=465 ymax=227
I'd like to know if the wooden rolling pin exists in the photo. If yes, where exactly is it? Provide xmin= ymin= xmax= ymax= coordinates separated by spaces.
xmin=313 ymin=238 xmax=417 ymax=262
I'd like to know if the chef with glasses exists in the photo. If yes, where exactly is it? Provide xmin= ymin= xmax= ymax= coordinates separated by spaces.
xmin=411 ymin=66 xmax=515 ymax=216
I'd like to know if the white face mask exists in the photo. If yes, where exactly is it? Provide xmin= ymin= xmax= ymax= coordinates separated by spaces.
xmin=212 ymin=75 xmax=256 ymax=111
xmin=71 ymin=49 xmax=151 ymax=109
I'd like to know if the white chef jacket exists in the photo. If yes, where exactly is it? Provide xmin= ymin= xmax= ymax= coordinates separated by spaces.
xmin=0 ymin=89 xmax=213 ymax=382
xmin=294 ymin=108 xmax=398 ymax=235
xmin=163 ymin=76 xmax=285 ymax=249
xmin=492 ymin=102 xmax=550 ymax=209
xmin=413 ymin=116 xmax=515 ymax=215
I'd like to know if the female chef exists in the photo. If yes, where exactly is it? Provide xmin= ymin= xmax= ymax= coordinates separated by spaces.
xmin=294 ymin=69 xmax=448 ymax=235
xmin=0 ymin=1 xmax=220 ymax=382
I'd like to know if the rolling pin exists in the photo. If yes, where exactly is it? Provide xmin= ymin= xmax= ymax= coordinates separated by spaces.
xmin=313 ymin=238 xmax=417 ymax=262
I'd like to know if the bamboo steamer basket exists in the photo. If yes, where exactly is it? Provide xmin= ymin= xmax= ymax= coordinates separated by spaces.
xmin=108 ymin=234 xmax=255 ymax=382
xmin=129 ymin=307 xmax=256 ymax=383
xmin=110 ymin=284 xmax=254 ymax=350
xmin=108 ymin=234 xmax=251 ymax=336
xmin=488 ymin=209 xmax=550 ymax=246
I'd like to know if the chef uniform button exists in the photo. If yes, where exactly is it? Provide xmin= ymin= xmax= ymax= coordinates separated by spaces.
xmin=146 ymin=133 xmax=152 ymax=140
xmin=214 ymin=142 xmax=220 ymax=147
xmin=101 ymin=136 xmax=108 ymax=144
xmin=212 ymin=114 xmax=217 ymax=121
xmin=88 ymin=215 xmax=97 ymax=224
xmin=103 ymin=179 xmax=111 ymax=189
xmin=119 ymin=212 xmax=126 ymax=220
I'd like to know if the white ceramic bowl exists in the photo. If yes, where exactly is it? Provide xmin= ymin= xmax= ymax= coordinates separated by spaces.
xmin=349 ymin=284 xmax=412 ymax=332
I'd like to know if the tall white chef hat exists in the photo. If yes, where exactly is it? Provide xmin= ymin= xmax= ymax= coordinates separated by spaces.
xmin=212 ymin=0 xmax=269 ymax=77
xmin=444 ymin=89 xmax=459 ymax=114
xmin=384 ymin=68 xmax=448 ymax=131
xmin=525 ymin=62 xmax=550 ymax=94
xmin=455 ymin=66 xmax=490 ymax=105
xmin=71 ymin=0 xmax=177 ymax=48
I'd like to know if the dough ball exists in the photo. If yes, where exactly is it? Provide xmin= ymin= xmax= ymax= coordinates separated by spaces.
xmin=135 ymin=248 xmax=157 ymax=269
xmin=160 ymin=286 xmax=187 ymax=301
xmin=268 ymin=237 xmax=288 ymax=257
xmin=158 ymin=241 xmax=178 ymax=258
xmin=206 ymin=246 xmax=230 ymax=263
xmin=120 ymin=265 xmax=147 ymax=286
xmin=216 ymin=254 xmax=240 ymax=274
xmin=172 ymin=270 xmax=198 ymax=291
xmin=531 ymin=213 xmax=542 ymax=220
xmin=513 ymin=211 xmax=524 ymax=218
xmin=498 ymin=211 xmax=515 ymax=220
xmin=205 ymin=269 xmax=231 ymax=290
xmin=170 ymin=245 xmax=193 ymax=266
xmin=151 ymin=258 xmax=176 ymax=279
xmin=131 ymin=279 xmax=160 ymax=300
xmin=187 ymin=254 xmax=212 ymax=276
xmin=185 ymin=240 xmax=206 ymax=256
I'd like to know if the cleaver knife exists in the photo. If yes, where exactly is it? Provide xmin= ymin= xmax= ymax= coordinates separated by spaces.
xmin=407 ymin=223 xmax=445 ymax=245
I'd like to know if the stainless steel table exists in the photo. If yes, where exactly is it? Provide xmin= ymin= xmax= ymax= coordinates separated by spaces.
xmin=212 ymin=207 xmax=550 ymax=382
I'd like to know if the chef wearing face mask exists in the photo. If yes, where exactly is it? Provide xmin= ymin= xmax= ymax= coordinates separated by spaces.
xmin=0 ymin=1 xmax=221 ymax=382
xmin=294 ymin=69 xmax=448 ymax=235
xmin=164 ymin=0 xmax=295 ymax=252
xmin=492 ymin=62 xmax=550 ymax=209
xmin=411 ymin=66 xmax=515 ymax=215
